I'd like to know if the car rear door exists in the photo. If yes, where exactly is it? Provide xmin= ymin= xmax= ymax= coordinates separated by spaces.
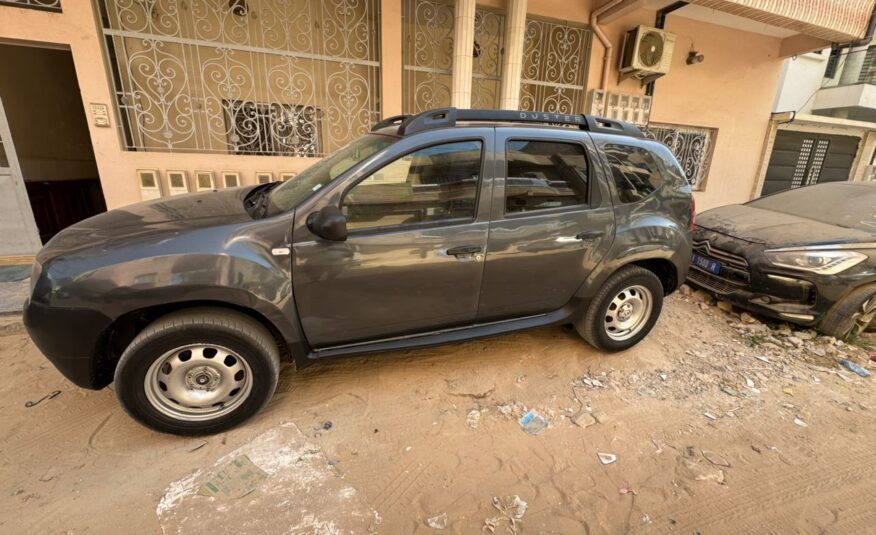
xmin=291 ymin=129 xmax=495 ymax=347
xmin=477 ymin=128 xmax=615 ymax=320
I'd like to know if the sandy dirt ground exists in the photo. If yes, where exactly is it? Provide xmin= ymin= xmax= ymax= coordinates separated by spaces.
xmin=1 ymin=291 xmax=875 ymax=534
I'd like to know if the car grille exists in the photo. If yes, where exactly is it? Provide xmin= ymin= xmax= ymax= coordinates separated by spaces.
xmin=690 ymin=239 xmax=751 ymax=294
xmin=688 ymin=268 xmax=744 ymax=294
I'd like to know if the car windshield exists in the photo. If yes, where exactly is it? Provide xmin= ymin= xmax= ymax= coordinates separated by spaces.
xmin=746 ymin=183 xmax=876 ymax=233
xmin=267 ymin=134 xmax=396 ymax=214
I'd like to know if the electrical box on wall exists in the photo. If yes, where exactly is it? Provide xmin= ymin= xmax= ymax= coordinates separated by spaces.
xmin=618 ymin=25 xmax=676 ymax=85
xmin=587 ymin=89 xmax=652 ymax=127
xmin=137 ymin=169 xmax=162 ymax=201
xmin=167 ymin=170 xmax=190 ymax=195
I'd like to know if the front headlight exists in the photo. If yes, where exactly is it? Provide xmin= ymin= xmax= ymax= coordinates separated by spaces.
xmin=764 ymin=249 xmax=867 ymax=275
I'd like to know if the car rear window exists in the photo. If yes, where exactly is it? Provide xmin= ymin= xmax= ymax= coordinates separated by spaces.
xmin=505 ymin=140 xmax=589 ymax=214
xmin=603 ymin=144 xmax=664 ymax=203
xmin=746 ymin=183 xmax=876 ymax=232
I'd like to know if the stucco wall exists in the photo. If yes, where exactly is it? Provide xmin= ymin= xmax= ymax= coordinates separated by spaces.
xmin=587 ymin=8 xmax=784 ymax=210
xmin=0 ymin=0 xmax=784 ymax=212
xmin=773 ymin=52 xmax=830 ymax=114
xmin=0 ymin=3 xmax=325 ymax=208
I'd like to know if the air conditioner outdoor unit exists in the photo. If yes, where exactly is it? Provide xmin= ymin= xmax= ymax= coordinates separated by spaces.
xmin=619 ymin=25 xmax=676 ymax=85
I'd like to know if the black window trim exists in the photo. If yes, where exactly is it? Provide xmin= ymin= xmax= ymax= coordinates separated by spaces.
xmin=501 ymin=135 xmax=594 ymax=219
xmin=339 ymin=137 xmax=487 ymax=236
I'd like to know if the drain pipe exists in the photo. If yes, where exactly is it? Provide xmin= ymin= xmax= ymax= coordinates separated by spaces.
xmin=591 ymin=0 xmax=626 ymax=90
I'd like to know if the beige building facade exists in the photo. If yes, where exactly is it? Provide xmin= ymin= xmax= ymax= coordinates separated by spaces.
xmin=0 ymin=0 xmax=873 ymax=256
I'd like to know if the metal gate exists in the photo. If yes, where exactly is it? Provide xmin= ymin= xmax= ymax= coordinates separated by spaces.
xmin=762 ymin=130 xmax=860 ymax=196
xmin=0 ymin=96 xmax=42 ymax=256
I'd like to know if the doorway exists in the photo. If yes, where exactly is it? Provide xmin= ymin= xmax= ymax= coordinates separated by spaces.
xmin=0 ymin=43 xmax=106 ymax=251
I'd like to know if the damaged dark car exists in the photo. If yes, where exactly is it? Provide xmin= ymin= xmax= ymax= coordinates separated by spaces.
xmin=688 ymin=182 xmax=876 ymax=339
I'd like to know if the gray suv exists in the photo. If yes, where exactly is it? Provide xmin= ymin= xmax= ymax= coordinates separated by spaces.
xmin=24 ymin=108 xmax=693 ymax=435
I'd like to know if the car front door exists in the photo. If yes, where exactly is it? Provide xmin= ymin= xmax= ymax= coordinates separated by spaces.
xmin=477 ymin=128 xmax=615 ymax=320
xmin=291 ymin=129 xmax=494 ymax=347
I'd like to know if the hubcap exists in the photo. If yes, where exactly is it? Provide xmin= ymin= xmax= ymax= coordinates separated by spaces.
xmin=604 ymin=285 xmax=653 ymax=341
xmin=144 ymin=344 xmax=252 ymax=422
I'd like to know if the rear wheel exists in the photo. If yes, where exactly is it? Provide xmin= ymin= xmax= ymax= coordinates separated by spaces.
xmin=575 ymin=265 xmax=664 ymax=352
xmin=819 ymin=285 xmax=876 ymax=340
xmin=114 ymin=308 xmax=280 ymax=435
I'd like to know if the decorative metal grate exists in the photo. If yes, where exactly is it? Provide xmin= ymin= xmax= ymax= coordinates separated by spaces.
xmin=520 ymin=18 xmax=590 ymax=114
xmin=804 ymin=139 xmax=830 ymax=186
xmin=857 ymin=46 xmax=876 ymax=84
xmin=643 ymin=123 xmax=715 ymax=190
xmin=471 ymin=8 xmax=504 ymax=109
xmin=403 ymin=0 xmax=454 ymax=114
xmin=96 ymin=0 xmax=381 ymax=157
xmin=0 ymin=0 xmax=61 ymax=11
xmin=790 ymin=138 xmax=814 ymax=188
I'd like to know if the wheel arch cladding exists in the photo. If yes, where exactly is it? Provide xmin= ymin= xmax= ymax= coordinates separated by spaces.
xmin=631 ymin=258 xmax=678 ymax=294
xmin=103 ymin=300 xmax=294 ymax=380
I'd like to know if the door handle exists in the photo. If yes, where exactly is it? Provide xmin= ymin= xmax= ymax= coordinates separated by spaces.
xmin=575 ymin=230 xmax=604 ymax=240
xmin=446 ymin=245 xmax=482 ymax=256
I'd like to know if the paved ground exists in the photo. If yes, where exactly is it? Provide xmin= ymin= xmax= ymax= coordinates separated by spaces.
xmin=0 ymin=279 xmax=28 ymax=314
xmin=1 ymin=290 xmax=874 ymax=534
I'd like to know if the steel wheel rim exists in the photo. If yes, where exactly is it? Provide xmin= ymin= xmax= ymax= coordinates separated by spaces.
xmin=144 ymin=344 xmax=253 ymax=422
xmin=604 ymin=285 xmax=653 ymax=341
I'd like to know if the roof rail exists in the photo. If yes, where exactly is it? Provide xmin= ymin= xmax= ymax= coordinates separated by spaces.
xmin=381 ymin=108 xmax=643 ymax=138
xmin=371 ymin=114 xmax=410 ymax=132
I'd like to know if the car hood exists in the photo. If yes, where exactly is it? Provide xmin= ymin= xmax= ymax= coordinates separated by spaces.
xmin=39 ymin=187 xmax=256 ymax=259
xmin=696 ymin=203 xmax=875 ymax=248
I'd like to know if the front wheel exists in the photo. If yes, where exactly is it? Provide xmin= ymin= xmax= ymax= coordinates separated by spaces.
xmin=114 ymin=308 xmax=281 ymax=435
xmin=575 ymin=265 xmax=664 ymax=352
xmin=818 ymin=284 xmax=876 ymax=340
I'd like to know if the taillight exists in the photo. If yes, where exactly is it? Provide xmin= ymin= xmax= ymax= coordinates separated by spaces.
xmin=690 ymin=196 xmax=696 ymax=233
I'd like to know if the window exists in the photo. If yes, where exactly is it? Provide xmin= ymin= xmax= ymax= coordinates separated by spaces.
xmin=642 ymin=123 xmax=715 ymax=190
xmin=403 ymin=0 xmax=454 ymax=113
xmin=505 ymin=140 xmax=589 ymax=214
xmin=98 ymin=0 xmax=381 ymax=156
xmin=342 ymin=141 xmax=483 ymax=231
xmin=225 ymin=101 xmax=321 ymax=157
xmin=520 ymin=18 xmax=590 ymax=113
xmin=603 ymin=144 xmax=663 ymax=203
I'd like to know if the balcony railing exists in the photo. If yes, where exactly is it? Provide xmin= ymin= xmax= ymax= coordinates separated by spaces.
xmin=831 ymin=47 xmax=876 ymax=87
xmin=0 ymin=0 xmax=61 ymax=12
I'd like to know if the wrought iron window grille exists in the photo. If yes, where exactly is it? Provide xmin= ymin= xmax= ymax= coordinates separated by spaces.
xmin=643 ymin=122 xmax=716 ymax=191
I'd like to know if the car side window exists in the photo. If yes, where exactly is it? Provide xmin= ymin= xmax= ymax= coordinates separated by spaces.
xmin=603 ymin=144 xmax=664 ymax=203
xmin=505 ymin=140 xmax=589 ymax=214
xmin=342 ymin=140 xmax=483 ymax=231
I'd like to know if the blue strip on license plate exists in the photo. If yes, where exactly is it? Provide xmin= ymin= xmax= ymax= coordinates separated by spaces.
xmin=692 ymin=253 xmax=721 ymax=275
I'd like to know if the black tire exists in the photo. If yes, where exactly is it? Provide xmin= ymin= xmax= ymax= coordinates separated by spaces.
xmin=575 ymin=265 xmax=664 ymax=352
xmin=818 ymin=284 xmax=876 ymax=340
xmin=114 ymin=308 xmax=281 ymax=436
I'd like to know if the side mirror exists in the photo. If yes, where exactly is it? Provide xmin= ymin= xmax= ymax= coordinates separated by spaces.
xmin=306 ymin=205 xmax=347 ymax=241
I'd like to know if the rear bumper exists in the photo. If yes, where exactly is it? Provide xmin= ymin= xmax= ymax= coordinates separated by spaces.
xmin=23 ymin=298 xmax=113 ymax=389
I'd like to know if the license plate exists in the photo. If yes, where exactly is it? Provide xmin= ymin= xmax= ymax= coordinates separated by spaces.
xmin=692 ymin=253 xmax=721 ymax=275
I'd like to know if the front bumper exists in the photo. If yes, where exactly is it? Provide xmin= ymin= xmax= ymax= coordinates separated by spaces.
xmin=686 ymin=228 xmax=844 ymax=326
xmin=23 ymin=298 xmax=114 ymax=389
